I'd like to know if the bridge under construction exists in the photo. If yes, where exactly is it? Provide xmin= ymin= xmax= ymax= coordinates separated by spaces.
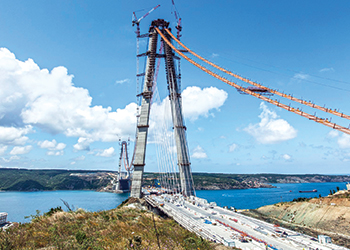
xmin=129 ymin=18 xmax=350 ymax=199
xmin=124 ymin=14 xmax=350 ymax=249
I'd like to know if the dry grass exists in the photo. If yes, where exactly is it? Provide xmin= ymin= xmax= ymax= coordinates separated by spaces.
xmin=0 ymin=203 xmax=214 ymax=250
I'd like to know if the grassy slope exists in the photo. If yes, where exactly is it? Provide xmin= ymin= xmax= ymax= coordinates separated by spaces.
xmin=0 ymin=201 xmax=217 ymax=250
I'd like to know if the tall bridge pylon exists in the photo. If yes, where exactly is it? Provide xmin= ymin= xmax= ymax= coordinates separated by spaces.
xmin=130 ymin=19 xmax=195 ymax=198
xmin=114 ymin=139 xmax=132 ymax=193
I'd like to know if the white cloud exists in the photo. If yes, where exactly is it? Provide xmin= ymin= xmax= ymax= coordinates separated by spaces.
xmin=149 ymin=86 xmax=228 ymax=144
xmin=0 ymin=145 xmax=7 ymax=155
xmin=211 ymin=53 xmax=219 ymax=58
xmin=327 ymin=131 xmax=350 ymax=149
xmin=97 ymin=147 xmax=115 ymax=157
xmin=0 ymin=126 xmax=33 ymax=145
xmin=282 ymin=154 xmax=292 ymax=161
xmin=1 ymin=155 xmax=20 ymax=162
xmin=191 ymin=145 xmax=207 ymax=159
xmin=38 ymin=140 xmax=56 ymax=149
xmin=182 ymin=86 xmax=228 ymax=121
xmin=115 ymin=78 xmax=130 ymax=84
xmin=73 ymin=137 xmax=94 ymax=151
xmin=47 ymin=150 xmax=63 ymax=156
xmin=10 ymin=145 xmax=32 ymax=155
xmin=0 ymin=49 xmax=227 ymax=150
xmin=38 ymin=139 xmax=66 ymax=151
xmin=244 ymin=102 xmax=297 ymax=144
xmin=229 ymin=143 xmax=238 ymax=152
xmin=338 ymin=134 xmax=350 ymax=149
xmin=0 ymin=48 xmax=137 ymax=144
xmin=56 ymin=143 xmax=66 ymax=150
xmin=150 ymin=86 xmax=227 ymax=124
xmin=293 ymin=73 xmax=309 ymax=80
xmin=328 ymin=130 xmax=339 ymax=138
xmin=319 ymin=67 xmax=334 ymax=73
xmin=73 ymin=155 xmax=86 ymax=161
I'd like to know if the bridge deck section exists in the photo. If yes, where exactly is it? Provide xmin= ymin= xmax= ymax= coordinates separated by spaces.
xmin=145 ymin=194 xmax=349 ymax=250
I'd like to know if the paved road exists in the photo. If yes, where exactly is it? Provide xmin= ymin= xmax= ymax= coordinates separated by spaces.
xmin=150 ymin=194 xmax=348 ymax=250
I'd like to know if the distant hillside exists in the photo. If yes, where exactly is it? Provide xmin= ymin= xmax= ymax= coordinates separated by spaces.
xmin=143 ymin=172 xmax=350 ymax=190
xmin=1 ymin=168 xmax=350 ymax=191
xmin=0 ymin=169 xmax=112 ymax=191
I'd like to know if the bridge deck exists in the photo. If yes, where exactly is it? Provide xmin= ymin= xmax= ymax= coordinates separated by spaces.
xmin=145 ymin=194 xmax=348 ymax=250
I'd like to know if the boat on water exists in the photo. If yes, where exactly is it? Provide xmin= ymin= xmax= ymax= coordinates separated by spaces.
xmin=299 ymin=189 xmax=317 ymax=193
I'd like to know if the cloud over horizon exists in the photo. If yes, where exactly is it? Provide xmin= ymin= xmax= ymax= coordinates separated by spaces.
xmin=0 ymin=48 xmax=229 ymax=156
xmin=244 ymin=102 xmax=297 ymax=144
xmin=0 ymin=48 xmax=138 ymax=150
xmin=191 ymin=145 xmax=208 ymax=159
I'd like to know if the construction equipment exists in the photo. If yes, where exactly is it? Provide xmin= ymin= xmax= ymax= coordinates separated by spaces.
xmin=132 ymin=4 xmax=161 ymax=37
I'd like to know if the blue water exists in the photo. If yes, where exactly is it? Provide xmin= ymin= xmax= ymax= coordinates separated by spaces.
xmin=0 ymin=182 xmax=347 ymax=223
xmin=0 ymin=191 xmax=129 ymax=223
xmin=197 ymin=182 xmax=348 ymax=209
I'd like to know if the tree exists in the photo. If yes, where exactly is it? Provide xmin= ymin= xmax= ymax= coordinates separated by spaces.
xmin=336 ymin=186 xmax=340 ymax=192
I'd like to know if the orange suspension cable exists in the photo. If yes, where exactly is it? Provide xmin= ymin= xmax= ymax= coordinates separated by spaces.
xmin=155 ymin=27 xmax=350 ymax=135
xmin=164 ymin=28 xmax=350 ymax=121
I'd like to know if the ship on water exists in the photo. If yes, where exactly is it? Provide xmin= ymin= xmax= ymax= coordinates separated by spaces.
xmin=299 ymin=189 xmax=317 ymax=193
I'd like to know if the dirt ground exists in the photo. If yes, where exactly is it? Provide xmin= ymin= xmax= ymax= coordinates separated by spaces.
xmin=242 ymin=193 xmax=350 ymax=248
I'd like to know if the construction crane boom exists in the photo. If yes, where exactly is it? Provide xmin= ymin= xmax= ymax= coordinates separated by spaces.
xmin=132 ymin=5 xmax=161 ymax=37
xmin=170 ymin=0 xmax=182 ymax=39
xmin=132 ymin=4 xmax=160 ymax=26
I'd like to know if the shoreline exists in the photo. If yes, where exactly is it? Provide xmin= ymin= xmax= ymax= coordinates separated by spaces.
xmin=1 ymin=181 xmax=348 ymax=192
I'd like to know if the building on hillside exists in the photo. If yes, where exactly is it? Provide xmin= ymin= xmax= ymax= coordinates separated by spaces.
xmin=318 ymin=235 xmax=332 ymax=244
xmin=0 ymin=212 xmax=7 ymax=225
xmin=346 ymin=182 xmax=350 ymax=191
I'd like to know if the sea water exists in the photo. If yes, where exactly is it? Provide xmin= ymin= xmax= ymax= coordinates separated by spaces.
xmin=0 ymin=182 xmax=347 ymax=223
xmin=196 ymin=182 xmax=348 ymax=209
xmin=0 ymin=191 xmax=129 ymax=223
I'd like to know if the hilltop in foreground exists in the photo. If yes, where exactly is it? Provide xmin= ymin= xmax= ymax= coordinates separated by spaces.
xmin=0 ymin=198 xmax=230 ymax=250
xmin=243 ymin=190 xmax=350 ymax=248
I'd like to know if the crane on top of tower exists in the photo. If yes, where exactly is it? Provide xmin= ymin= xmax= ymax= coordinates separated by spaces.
xmin=171 ymin=0 xmax=182 ymax=39
xmin=132 ymin=4 xmax=161 ymax=37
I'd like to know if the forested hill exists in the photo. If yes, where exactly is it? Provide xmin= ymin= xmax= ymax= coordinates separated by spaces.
xmin=0 ymin=169 xmax=113 ymax=191
xmin=145 ymin=172 xmax=350 ymax=190
xmin=1 ymin=168 xmax=349 ymax=191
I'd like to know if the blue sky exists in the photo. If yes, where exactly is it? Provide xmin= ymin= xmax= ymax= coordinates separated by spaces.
xmin=1 ymin=0 xmax=350 ymax=174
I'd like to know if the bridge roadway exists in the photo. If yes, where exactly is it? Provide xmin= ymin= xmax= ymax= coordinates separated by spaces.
xmin=145 ymin=194 xmax=349 ymax=250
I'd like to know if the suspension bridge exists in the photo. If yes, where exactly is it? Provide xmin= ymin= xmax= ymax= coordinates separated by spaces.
xmin=123 ymin=12 xmax=350 ymax=249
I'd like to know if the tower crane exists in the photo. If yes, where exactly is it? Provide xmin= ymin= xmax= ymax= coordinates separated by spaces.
xmin=171 ymin=0 xmax=182 ymax=39
xmin=132 ymin=5 xmax=161 ymax=118
xmin=132 ymin=4 xmax=161 ymax=37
